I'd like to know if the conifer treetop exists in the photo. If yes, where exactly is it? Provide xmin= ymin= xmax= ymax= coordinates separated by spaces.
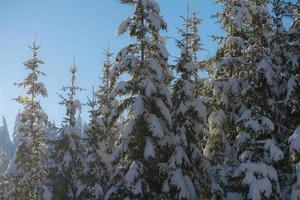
xmin=58 ymin=58 xmax=84 ymax=128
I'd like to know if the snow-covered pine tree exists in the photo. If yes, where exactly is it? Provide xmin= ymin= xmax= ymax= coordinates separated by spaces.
xmin=289 ymin=126 xmax=300 ymax=199
xmin=189 ymin=6 xmax=202 ymax=62
xmin=81 ymin=48 xmax=118 ymax=200
xmin=288 ymin=2 xmax=300 ymax=199
xmin=268 ymin=0 xmax=296 ymax=196
xmin=47 ymin=62 xmax=85 ymax=200
xmin=96 ymin=47 xmax=121 ymax=151
xmin=4 ymin=40 xmax=49 ymax=199
xmin=81 ymin=90 xmax=107 ymax=200
xmin=105 ymin=0 xmax=172 ymax=199
xmin=203 ymin=0 xmax=252 ymax=198
xmin=162 ymin=5 xmax=210 ymax=199
xmin=231 ymin=1 xmax=285 ymax=199
xmin=285 ymin=0 xmax=300 ymax=127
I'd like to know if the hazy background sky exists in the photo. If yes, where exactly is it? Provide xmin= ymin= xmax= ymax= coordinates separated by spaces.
xmin=0 ymin=0 xmax=223 ymax=136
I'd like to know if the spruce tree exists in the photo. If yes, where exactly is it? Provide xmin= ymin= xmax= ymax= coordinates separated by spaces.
xmin=269 ymin=0 xmax=296 ymax=196
xmin=81 ymin=47 xmax=118 ymax=199
xmin=47 ymin=62 xmax=85 ymax=200
xmin=96 ymin=47 xmax=120 ymax=151
xmin=4 ymin=40 xmax=49 ymax=199
xmin=105 ymin=0 xmax=172 ymax=199
xmin=203 ymin=0 xmax=252 ymax=198
xmin=288 ymin=2 xmax=300 ymax=199
xmin=290 ymin=126 xmax=300 ymax=199
xmin=162 ymin=6 xmax=210 ymax=199
xmin=81 ymin=91 xmax=107 ymax=200
xmin=231 ymin=1 xmax=284 ymax=199
xmin=286 ymin=0 xmax=300 ymax=126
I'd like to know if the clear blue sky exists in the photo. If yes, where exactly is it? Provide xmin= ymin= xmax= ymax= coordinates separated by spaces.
xmin=0 ymin=0 xmax=223 ymax=136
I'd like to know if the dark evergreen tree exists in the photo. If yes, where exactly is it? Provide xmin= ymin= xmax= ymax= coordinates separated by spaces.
xmin=288 ymin=2 xmax=300 ymax=199
xmin=268 ymin=0 xmax=296 ymax=196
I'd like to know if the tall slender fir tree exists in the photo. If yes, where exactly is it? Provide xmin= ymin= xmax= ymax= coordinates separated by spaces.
xmin=81 ymin=47 xmax=119 ymax=199
xmin=47 ymin=61 xmax=85 ymax=200
xmin=162 ymin=5 xmax=210 ymax=200
xmin=4 ymin=40 xmax=49 ymax=200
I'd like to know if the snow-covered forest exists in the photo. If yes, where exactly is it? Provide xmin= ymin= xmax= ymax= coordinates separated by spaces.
xmin=0 ymin=0 xmax=300 ymax=199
